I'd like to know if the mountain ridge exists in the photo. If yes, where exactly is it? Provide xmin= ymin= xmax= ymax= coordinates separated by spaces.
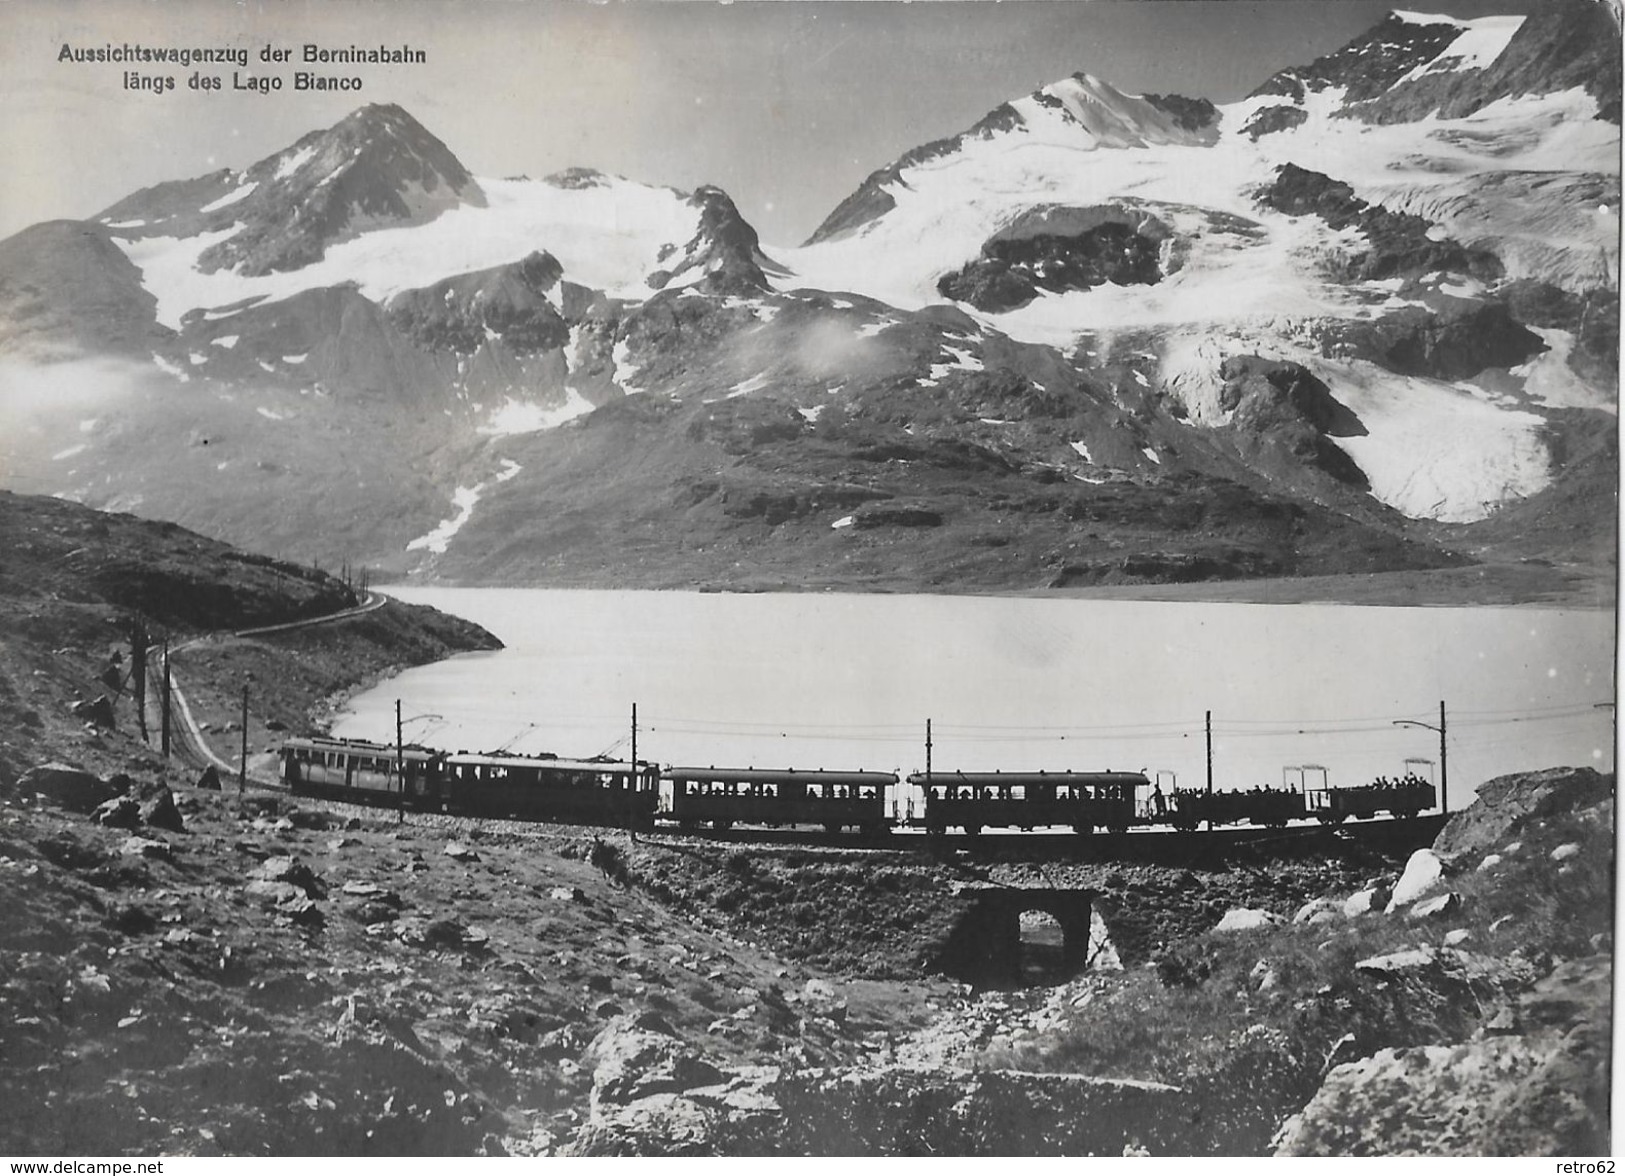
xmin=0 ymin=4 xmax=1615 ymax=598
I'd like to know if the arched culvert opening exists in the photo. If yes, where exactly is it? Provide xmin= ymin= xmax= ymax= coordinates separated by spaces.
xmin=1018 ymin=909 xmax=1069 ymax=985
xmin=930 ymin=887 xmax=1100 ymax=990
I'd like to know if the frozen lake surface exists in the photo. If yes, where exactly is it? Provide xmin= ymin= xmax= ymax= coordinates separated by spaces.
xmin=334 ymin=589 xmax=1614 ymax=810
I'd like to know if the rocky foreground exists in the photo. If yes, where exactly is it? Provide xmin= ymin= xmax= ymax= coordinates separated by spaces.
xmin=0 ymin=761 xmax=1610 ymax=1156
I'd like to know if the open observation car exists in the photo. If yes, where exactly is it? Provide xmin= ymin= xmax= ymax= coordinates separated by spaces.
xmin=1306 ymin=777 xmax=1435 ymax=823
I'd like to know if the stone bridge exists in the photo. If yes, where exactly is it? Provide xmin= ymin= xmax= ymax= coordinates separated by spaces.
xmin=932 ymin=885 xmax=1102 ymax=988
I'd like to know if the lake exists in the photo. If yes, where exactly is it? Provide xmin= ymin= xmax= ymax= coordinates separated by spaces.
xmin=333 ymin=588 xmax=1615 ymax=813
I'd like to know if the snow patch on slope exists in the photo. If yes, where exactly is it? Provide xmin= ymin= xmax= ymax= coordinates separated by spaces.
xmin=199 ymin=181 xmax=258 ymax=213
xmin=1393 ymin=15 xmax=1524 ymax=87
xmin=117 ymin=176 xmax=702 ymax=330
xmin=1319 ymin=360 xmax=1552 ymax=522
xmin=481 ymin=391 xmax=595 ymax=434
xmin=405 ymin=459 xmax=522 ymax=555
xmin=274 ymin=145 xmax=318 ymax=181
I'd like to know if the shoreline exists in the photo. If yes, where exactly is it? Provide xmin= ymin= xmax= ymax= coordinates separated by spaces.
xmin=371 ymin=560 xmax=1616 ymax=611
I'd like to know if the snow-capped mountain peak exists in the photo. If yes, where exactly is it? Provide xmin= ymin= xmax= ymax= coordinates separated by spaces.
xmin=1012 ymin=73 xmax=1221 ymax=149
xmin=98 ymin=103 xmax=486 ymax=278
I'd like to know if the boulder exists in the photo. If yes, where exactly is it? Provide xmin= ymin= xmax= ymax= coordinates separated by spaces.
xmin=567 ymin=1092 xmax=721 ymax=1157
xmin=396 ymin=916 xmax=487 ymax=952
xmin=444 ymin=841 xmax=480 ymax=862
xmin=33 ymin=830 xmax=109 ymax=871
xmin=93 ymin=795 xmax=143 ymax=829
xmin=802 ymin=979 xmax=838 ymax=1002
xmin=1214 ymin=908 xmax=1284 ymax=932
xmin=1408 ymin=892 xmax=1462 ymax=920
xmin=274 ymin=894 xmax=324 ymax=926
xmin=119 ymin=835 xmax=172 ymax=861
xmin=1276 ymin=953 xmax=1610 ymax=1163
xmin=1520 ymin=955 xmax=1611 ymax=1034
xmin=1433 ymin=767 xmax=1611 ymax=864
xmin=1385 ymin=848 xmax=1444 ymax=911
xmin=1250 ymin=959 xmax=1282 ymax=992
xmin=582 ymin=1013 xmax=726 ymax=1109
xmin=71 ymin=695 xmax=117 ymax=729
xmin=92 ymin=779 xmax=184 ymax=832
xmin=1342 ymin=886 xmax=1389 ymax=917
xmin=1292 ymin=897 xmax=1339 ymax=925
xmin=1550 ymin=842 xmax=1580 ymax=862
xmin=244 ymin=879 xmax=307 ymax=905
xmin=135 ymin=781 xmax=185 ymax=832
xmin=1354 ymin=946 xmax=1435 ymax=975
xmin=250 ymin=855 xmax=324 ymax=897
xmin=17 ymin=763 xmax=120 ymax=813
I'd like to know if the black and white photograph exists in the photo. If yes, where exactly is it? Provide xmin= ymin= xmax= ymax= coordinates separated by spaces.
xmin=0 ymin=0 xmax=1616 ymax=1160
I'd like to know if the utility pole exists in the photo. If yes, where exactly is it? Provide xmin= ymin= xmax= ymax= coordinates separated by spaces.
xmin=1393 ymin=700 xmax=1448 ymax=816
xmin=160 ymin=640 xmax=171 ymax=759
xmin=396 ymin=698 xmax=405 ymax=824
xmin=1205 ymin=709 xmax=1213 ymax=833
xmin=239 ymin=685 xmax=249 ymax=799
xmin=1438 ymin=699 xmax=1448 ymax=816
xmin=925 ymin=718 xmax=933 ymax=782
xmin=129 ymin=615 xmax=148 ymax=742
xmin=629 ymin=703 xmax=639 ymax=838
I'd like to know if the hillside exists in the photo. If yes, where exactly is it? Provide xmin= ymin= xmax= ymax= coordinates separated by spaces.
xmin=0 ymin=4 xmax=1614 ymax=600
xmin=0 ymin=490 xmax=498 ymax=792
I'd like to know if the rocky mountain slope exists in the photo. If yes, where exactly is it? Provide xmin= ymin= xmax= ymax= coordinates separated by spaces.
xmin=0 ymin=490 xmax=497 ymax=793
xmin=0 ymin=4 xmax=1615 ymax=597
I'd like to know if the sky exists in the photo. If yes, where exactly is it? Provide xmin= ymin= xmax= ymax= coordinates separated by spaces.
xmin=0 ymin=0 xmax=1554 ymax=247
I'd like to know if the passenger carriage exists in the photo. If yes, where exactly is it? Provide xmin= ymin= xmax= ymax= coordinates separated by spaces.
xmin=662 ymin=767 xmax=895 ymax=834
xmin=909 ymin=770 xmax=1147 ymax=836
xmin=281 ymin=736 xmax=444 ymax=805
xmin=443 ymin=752 xmax=659 ymax=826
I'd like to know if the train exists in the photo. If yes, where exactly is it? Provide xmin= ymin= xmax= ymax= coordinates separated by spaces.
xmin=279 ymin=736 xmax=658 ymax=827
xmin=278 ymin=735 xmax=1437 ymax=836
